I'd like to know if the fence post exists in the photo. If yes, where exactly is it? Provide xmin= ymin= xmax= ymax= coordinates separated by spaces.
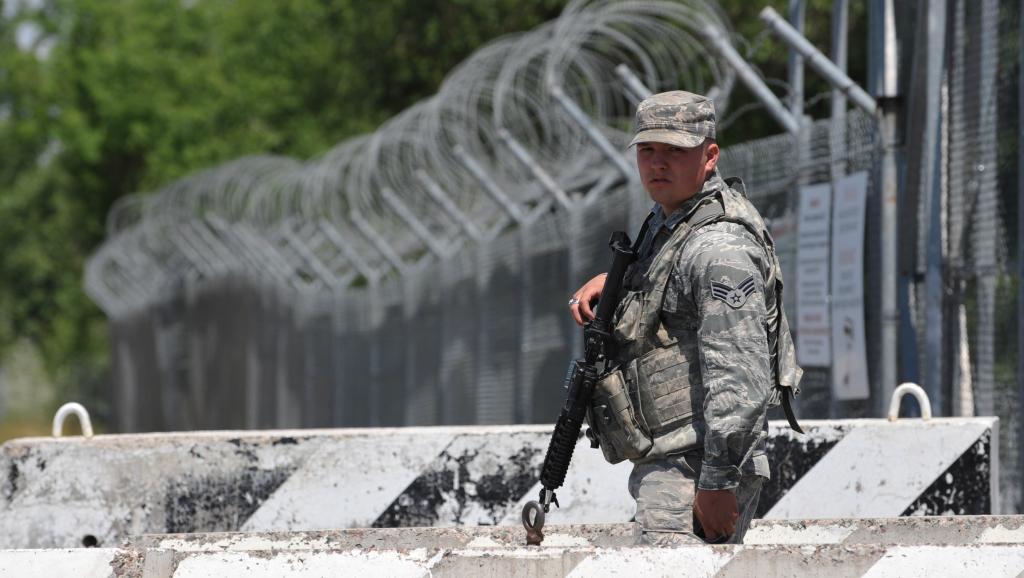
xmin=496 ymin=129 xmax=574 ymax=212
xmin=317 ymin=220 xmax=380 ymax=285
xmin=703 ymin=25 xmax=799 ymax=136
xmin=870 ymin=0 xmax=901 ymax=417
xmin=548 ymin=84 xmax=637 ymax=182
xmin=829 ymin=0 xmax=849 ymax=418
xmin=379 ymin=187 xmax=451 ymax=258
xmin=614 ymin=63 xmax=653 ymax=104
xmin=350 ymin=212 xmax=408 ymax=275
xmin=918 ymin=0 xmax=948 ymax=415
xmin=1018 ymin=0 xmax=1024 ymax=514
xmin=788 ymin=0 xmax=806 ymax=120
xmin=415 ymin=169 xmax=484 ymax=241
xmin=453 ymin=145 xmax=526 ymax=224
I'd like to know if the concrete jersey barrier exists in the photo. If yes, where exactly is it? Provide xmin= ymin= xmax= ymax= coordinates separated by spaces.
xmin=6 ymin=517 xmax=1024 ymax=577
xmin=0 ymin=418 xmax=998 ymax=548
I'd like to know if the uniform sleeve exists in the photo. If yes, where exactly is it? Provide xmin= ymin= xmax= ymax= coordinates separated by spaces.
xmin=681 ymin=229 xmax=771 ymax=491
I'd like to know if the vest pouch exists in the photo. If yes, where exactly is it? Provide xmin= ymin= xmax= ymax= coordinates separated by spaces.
xmin=612 ymin=290 xmax=646 ymax=353
xmin=635 ymin=343 xmax=699 ymax=434
xmin=587 ymin=362 xmax=652 ymax=464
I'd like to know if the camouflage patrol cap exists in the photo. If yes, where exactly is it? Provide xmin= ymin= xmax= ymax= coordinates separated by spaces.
xmin=628 ymin=90 xmax=716 ymax=149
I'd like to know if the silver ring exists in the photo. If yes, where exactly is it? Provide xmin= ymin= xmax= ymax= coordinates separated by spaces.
xmin=568 ymin=297 xmax=581 ymax=307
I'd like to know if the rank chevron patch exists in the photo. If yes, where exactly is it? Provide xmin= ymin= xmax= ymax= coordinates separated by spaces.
xmin=710 ymin=274 xmax=756 ymax=308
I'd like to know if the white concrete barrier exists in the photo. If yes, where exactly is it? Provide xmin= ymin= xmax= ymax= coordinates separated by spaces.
xmin=129 ymin=518 xmax=1024 ymax=578
xmin=134 ymin=516 xmax=1024 ymax=551
xmin=8 ymin=543 xmax=1022 ymax=578
xmin=151 ymin=545 xmax=1024 ymax=578
xmin=4 ymin=517 xmax=1024 ymax=577
xmin=8 ymin=519 xmax=1024 ymax=578
xmin=0 ymin=548 xmax=119 ymax=578
xmin=0 ymin=418 xmax=998 ymax=548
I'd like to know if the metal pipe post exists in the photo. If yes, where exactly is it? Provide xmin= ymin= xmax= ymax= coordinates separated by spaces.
xmin=378 ymin=187 xmax=450 ymax=259
xmin=548 ymin=84 xmax=637 ymax=181
xmin=350 ymin=212 xmax=408 ymax=275
xmin=830 ymin=0 xmax=850 ymax=152
xmin=788 ymin=0 xmax=806 ymax=119
xmin=281 ymin=224 xmax=341 ymax=290
xmin=1018 ymin=0 xmax=1024 ymax=514
xmin=918 ymin=0 xmax=948 ymax=414
xmin=761 ymin=6 xmax=878 ymax=116
xmin=614 ymin=63 xmax=653 ymax=103
xmin=870 ymin=0 xmax=901 ymax=416
xmin=829 ymin=0 xmax=849 ymax=418
xmin=452 ymin=144 xmax=526 ymax=223
xmin=496 ymin=129 xmax=575 ymax=212
xmin=317 ymin=220 xmax=381 ymax=285
xmin=415 ymin=169 xmax=484 ymax=241
xmin=702 ymin=25 xmax=800 ymax=135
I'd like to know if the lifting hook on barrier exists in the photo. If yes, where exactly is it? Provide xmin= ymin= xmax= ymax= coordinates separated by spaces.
xmin=52 ymin=402 xmax=94 ymax=438
xmin=887 ymin=383 xmax=933 ymax=421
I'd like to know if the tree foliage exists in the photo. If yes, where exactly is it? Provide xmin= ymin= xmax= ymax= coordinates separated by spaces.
xmin=0 ymin=0 xmax=866 ymax=411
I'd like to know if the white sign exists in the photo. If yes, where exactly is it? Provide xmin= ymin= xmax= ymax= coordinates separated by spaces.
xmin=796 ymin=183 xmax=832 ymax=366
xmin=831 ymin=171 xmax=870 ymax=400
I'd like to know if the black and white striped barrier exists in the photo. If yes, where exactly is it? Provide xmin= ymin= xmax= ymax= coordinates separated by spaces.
xmin=8 ymin=517 xmax=1024 ymax=577
xmin=140 ymin=543 xmax=1024 ymax=578
xmin=0 ymin=417 xmax=998 ymax=549
xmin=10 ymin=544 xmax=1024 ymax=578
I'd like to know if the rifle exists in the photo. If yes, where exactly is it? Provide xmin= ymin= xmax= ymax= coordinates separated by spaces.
xmin=521 ymin=230 xmax=636 ymax=545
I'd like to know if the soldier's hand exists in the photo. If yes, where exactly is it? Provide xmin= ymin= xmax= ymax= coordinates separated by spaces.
xmin=694 ymin=489 xmax=738 ymax=542
xmin=569 ymin=273 xmax=607 ymax=326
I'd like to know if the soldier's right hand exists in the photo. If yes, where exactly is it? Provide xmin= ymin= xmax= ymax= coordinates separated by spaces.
xmin=569 ymin=273 xmax=607 ymax=326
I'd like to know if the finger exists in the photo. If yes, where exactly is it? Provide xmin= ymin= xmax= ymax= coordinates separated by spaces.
xmin=702 ymin=522 xmax=722 ymax=542
xmin=705 ymin=532 xmax=730 ymax=544
xmin=579 ymin=299 xmax=593 ymax=321
xmin=569 ymin=293 xmax=585 ymax=326
xmin=569 ymin=301 xmax=583 ymax=326
xmin=580 ymin=291 xmax=599 ymax=320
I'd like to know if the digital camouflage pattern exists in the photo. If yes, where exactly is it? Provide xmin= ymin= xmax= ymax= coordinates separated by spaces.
xmin=628 ymin=90 xmax=716 ymax=149
xmin=612 ymin=169 xmax=800 ymax=491
xmin=628 ymin=451 xmax=764 ymax=544
xmin=670 ymin=203 xmax=773 ymax=491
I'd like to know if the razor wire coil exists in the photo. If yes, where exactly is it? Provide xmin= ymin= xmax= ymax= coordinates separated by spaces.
xmin=86 ymin=0 xmax=736 ymax=316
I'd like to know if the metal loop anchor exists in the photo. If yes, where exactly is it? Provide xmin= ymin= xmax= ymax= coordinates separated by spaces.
xmin=52 ymin=402 xmax=94 ymax=438
xmin=887 ymin=382 xmax=933 ymax=421
xmin=522 ymin=501 xmax=546 ymax=546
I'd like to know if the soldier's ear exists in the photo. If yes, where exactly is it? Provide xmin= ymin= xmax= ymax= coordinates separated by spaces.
xmin=704 ymin=141 xmax=720 ymax=172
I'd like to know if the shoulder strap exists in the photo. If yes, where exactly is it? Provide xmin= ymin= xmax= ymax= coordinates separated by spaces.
xmin=636 ymin=196 xmax=726 ymax=348
xmin=631 ymin=213 xmax=655 ymax=254
xmin=654 ymin=196 xmax=726 ymax=295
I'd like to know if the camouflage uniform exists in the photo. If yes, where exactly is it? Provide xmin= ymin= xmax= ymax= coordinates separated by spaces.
xmin=588 ymin=91 xmax=800 ymax=545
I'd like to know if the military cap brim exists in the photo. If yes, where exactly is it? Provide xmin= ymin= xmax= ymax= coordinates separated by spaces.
xmin=628 ymin=128 xmax=706 ymax=149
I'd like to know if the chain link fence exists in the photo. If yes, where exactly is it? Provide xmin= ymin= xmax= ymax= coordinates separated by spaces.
xmin=966 ymin=0 xmax=1019 ymax=514
xmin=104 ymin=109 xmax=878 ymax=429
xmin=90 ymin=0 xmax=1021 ymax=513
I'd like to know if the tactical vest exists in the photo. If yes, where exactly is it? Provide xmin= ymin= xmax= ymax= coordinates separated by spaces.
xmin=586 ymin=178 xmax=802 ymax=464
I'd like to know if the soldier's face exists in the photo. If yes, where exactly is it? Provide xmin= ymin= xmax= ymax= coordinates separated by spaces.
xmin=636 ymin=140 xmax=719 ymax=214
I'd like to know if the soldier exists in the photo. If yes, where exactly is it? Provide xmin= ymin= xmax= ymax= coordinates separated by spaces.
xmin=568 ymin=91 xmax=801 ymax=545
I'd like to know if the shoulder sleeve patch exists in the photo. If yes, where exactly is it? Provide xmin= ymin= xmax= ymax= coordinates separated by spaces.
xmin=710 ymin=274 xmax=756 ymax=309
